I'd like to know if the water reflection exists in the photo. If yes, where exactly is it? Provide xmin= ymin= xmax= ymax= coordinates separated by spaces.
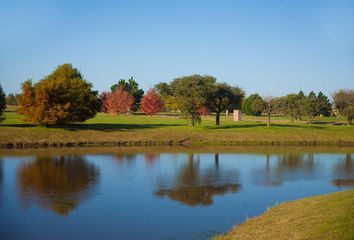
xmin=155 ymin=154 xmax=240 ymax=206
xmin=252 ymin=154 xmax=316 ymax=186
xmin=144 ymin=154 xmax=159 ymax=164
xmin=332 ymin=153 xmax=354 ymax=187
xmin=17 ymin=155 xmax=99 ymax=216
xmin=0 ymin=160 xmax=3 ymax=207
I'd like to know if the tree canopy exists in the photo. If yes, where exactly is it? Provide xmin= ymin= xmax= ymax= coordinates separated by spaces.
xmin=0 ymin=84 xmax=6 ymax=122
xmin=111 ymin=77 xmax=144 ymax=111
xmin=242 ymin=93 xmax=263 ymax=116
xmin=17 ymin=64 xmax=98 ymax=125
xmin=333 ymin=89 xmax=354 ymax=125
xmin=141 ymin=88 xmax=163 ymax=116
xmin=207 ymin=83 xmax=244 ymax=125
xmin=171 ymin=74 xmax=215 ymax=126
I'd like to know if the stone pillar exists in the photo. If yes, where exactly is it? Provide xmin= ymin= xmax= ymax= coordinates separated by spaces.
xmin=233 ymin=110 xmax=242 ymax=121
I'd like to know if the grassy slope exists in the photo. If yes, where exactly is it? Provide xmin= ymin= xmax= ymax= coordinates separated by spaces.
xmin=215 ymin=189 xmax=354 ymax=240
xmin=0 ymin=106 xmax=354 ymax=146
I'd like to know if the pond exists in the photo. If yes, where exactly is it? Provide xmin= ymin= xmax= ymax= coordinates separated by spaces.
xmin=0 ymin=149 xmax=353 ymax=240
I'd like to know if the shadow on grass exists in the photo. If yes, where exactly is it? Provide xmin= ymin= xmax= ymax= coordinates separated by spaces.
xmin=0 ymin=123 xmax=37 ymax=128
xmin=0 ymin=122 xmax=327 ymax=131
xmin=52 ymin=123 xmax=184 ymax=132
xmin=205 ymin=123 xmax=326 ymax=130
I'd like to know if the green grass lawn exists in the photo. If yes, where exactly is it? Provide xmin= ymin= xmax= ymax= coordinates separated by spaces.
xmin=214 ymin=189 xmax=354 ymax=240
xmin=1 ymin=106 xmax=353 ymax=147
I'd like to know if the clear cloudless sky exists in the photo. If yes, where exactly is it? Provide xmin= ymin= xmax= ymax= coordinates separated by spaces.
xmin=1 ymin=0 xmax=353 ymax=97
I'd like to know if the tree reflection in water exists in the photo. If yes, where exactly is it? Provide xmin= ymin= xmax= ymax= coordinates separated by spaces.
xmin=252 ymin=153 xmax=315 ymax=186
xmin=155 ymin=154 xmax=240 ymax=206
xmin=0 ymin=160 xmax=3 ymax=208
xmin=17 ymin=155 xmax=99 ymax=216
xmin=332 ymin=153 xmax=354 ymax=187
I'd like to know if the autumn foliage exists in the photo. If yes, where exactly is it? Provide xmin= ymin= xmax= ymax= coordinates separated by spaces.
xmin=197 ymin=106 xmax=211 ymax=116
xmin=102 ymin=86 xmax=134 ymax=114
xmin=140 ymin=88 xmax=163 ymax=115
xmin=17 ymin=64 xmax=98 ymax=125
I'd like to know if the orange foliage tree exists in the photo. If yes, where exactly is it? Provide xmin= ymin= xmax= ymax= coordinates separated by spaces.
xmin=104 ymin=86 xmax=134 ymax=114
xmin=140 ymin=88 xmax=163 ymax=116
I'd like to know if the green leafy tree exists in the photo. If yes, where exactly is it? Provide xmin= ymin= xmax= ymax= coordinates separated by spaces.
xmin=111 ymin=77 xmax=144 ymax=111
xmin=242 ymin=93 xmax=262 ymax=116
xmin=0 ymin=84 xmax=6 ymax=122
xmin=280 ymin=93 xmax=303 ymax=122
xmin=18 ymin=64 xmax=98 ymax=125
xmin=171 ymin=74 xmax=215 ymax=126
xmin=303 ymin=91 xmax=321 ymax=123
xmin=251 ymin=96 xmax=277 ymax=127
xmin=154 ymin=82 xmax=176 ymax=111
xmin=333 ymin=89 xmax=354 ymax=125
xmin=154 ymin=82 xmax=173 ymax=97
xmin=207 ymin=83 xmax=244 ymax=125
xmin=5 ymin=93 xmax=17 ymax=106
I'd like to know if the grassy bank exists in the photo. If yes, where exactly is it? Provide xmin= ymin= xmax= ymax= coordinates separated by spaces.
xmin=1 ymin=107 xmax=354 ymax=148
xmin=215 ymin=189 xmax=354 ymax=240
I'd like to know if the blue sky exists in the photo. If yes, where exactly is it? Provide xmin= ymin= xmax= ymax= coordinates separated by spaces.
xmin=1 ymin=0 xmax=353 ymax=97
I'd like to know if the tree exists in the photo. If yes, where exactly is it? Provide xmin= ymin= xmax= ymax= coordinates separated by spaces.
xmin=141 ymin=88 xmax=163 ymax=116
xmin=5 ymin=93 xmax=17 ymax=106
xmin=207 ymin=83 xmax=244 ymax=125
xmin=251 ymin=96 xmax=277 ymax=127
xmin=281 ymin=93 xmax=303 ymax=122
xmin=99 ymin=92 xmax=110 ymax=113
xmin=303 ymin=91 xmax=321 ymax=123
xmin=333 ymin=89 xmax=354 ymax=125
xmin=0 ymin=84 xmax=6 ymax=122
xmin=171 ymin=74 xmax=215 ymax=126
xmin=242 ymin=93 xmax=262 ymax=116
xmin=111 ymin=77 xmax=144 ymax=111
xmin=163 ymin=95 xmax=178 ymax=112
xmin=17 ymin=64 xmax=98 ymax=125
xmin=17 ymin=79 xmax=35 ymax=116
xmin=197 ymin=106 xmax=212 ymax=116
xmin=154 ymin=82 xmax=173 ymax=97
xmin=105 ymin=86 xmax=134 ymax=114
xmin=317 ymin=91 xmax=331 ymax=117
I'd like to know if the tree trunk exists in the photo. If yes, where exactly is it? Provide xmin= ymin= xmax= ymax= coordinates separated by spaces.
xmin=189 ymin=114 xmax=195 ymax=126
xmin=291 ymin=114 xmax=294 ymax=122
xmin=310 ymin=116 xmax=314 ymax=124
xmin=216 ymin=112 xmax=220 ymax=126
xmin=348 ymin=117 xmax=352 ymax=125
xmin=267 ymin=112 xmax=271 ymax=127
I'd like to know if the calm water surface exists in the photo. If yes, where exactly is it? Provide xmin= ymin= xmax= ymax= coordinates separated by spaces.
xmin=0 ymin=151 xmax=353 ymax=240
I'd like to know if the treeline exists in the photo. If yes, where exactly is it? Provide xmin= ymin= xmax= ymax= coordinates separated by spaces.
xmin=0 ymin=63 xmax=353 ymax=126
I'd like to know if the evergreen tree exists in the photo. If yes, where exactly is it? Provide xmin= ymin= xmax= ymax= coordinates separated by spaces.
xmin=0 ymin=84 xmax=6 ymax=122
xmin=317 ymin=91 xmax=331 ymax=117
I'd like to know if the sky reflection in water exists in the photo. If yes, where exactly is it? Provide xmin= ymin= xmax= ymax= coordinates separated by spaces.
xmin=0 ymin=151 xmax=353 ymax=240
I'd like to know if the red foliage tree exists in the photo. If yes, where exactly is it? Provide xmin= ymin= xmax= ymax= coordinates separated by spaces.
xmin=197 ymin=106 xmax=212 ymax=116
xmin=100 ymin=92 xmax=110 ymax=113
xmin=105 ymin=86 xmax=134 ymax=114
xmin=141 ymin=88 xmax=163 ymax=116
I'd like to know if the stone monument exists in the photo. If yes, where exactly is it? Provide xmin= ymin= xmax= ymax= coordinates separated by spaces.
xmin=233 ymin=110 xmax=242 ymax=121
